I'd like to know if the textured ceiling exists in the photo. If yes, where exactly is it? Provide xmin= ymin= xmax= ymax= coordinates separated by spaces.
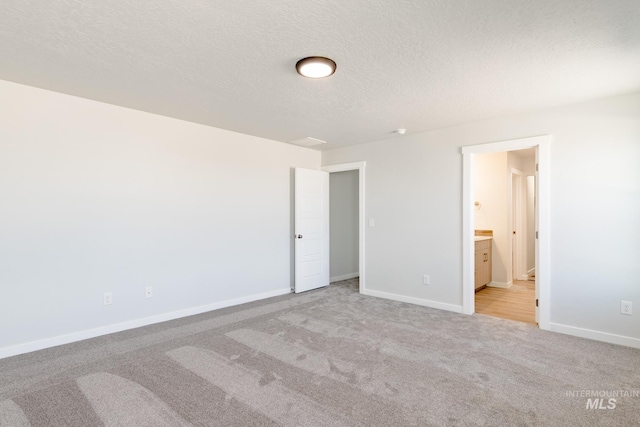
xmin=1 ymin=1 xmax=639 ymax=150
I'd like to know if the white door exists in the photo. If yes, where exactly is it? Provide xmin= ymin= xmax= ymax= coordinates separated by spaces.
xmin=512 ymin=173 xmax=518 ymax=280
xmin=511 ymin=170 xmax=524 ymax=281
xmin=534 ymin=150 xmax=540 ymax=324
xmin=294 ymin=168 xmax=329 ymax=293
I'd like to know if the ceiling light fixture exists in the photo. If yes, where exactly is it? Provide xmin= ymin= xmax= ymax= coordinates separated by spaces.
xmin=296 ymin=56 xmax=336 ymax=78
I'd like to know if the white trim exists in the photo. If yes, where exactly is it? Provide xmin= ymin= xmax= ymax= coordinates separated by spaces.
xmin=330 ymin=272 xmax=359 ymax=283
xmin=322 ymin=161 xmax=366 ymax=294
xmin=461 ymin=135 xmax=551 ymax=155
xmin=550 ymin=323 xmax=640 ymax=349
xmin=536 ymin=139 xmax=551 ymax=329
xmin=462 ymin=151 xmax=473 ymax=314
xmin=462 ymin=135 xmax=551 ymax=330
xmin=362 ymin=289 xmax=463 ymax=314
xmin=487 ymin=281 xmax=513 ymax=289
xmin=0 ymin=287 xmax=292 ymax=360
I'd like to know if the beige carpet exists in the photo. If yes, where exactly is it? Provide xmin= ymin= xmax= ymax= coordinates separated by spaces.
xmin=1 ymin=278 xmax=639 ymax=426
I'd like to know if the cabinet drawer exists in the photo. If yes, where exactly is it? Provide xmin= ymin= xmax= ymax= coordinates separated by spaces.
xmin=475 ymin=239 xmax=491 ymax=251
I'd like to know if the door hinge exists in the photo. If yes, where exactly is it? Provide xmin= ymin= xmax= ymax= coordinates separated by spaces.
xmin=536 ymin=163 xmax=539 ymax=172
xmin=536 ymin=299 xmax=539 ymax=307
xmin=536 ymin=231 xmax=538 ymax=239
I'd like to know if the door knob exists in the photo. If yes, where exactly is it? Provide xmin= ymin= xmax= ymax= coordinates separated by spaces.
xmin=296 ymin=234 xmax=303 ymax=239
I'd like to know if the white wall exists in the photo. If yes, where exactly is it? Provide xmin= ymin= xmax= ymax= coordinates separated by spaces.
xmin=329 ymin=170 xmax=359 ymax=281
xmin=322 ymin=91 xmax=640 ymax=345
xmin=0 ymin=80 xmax=320 ymax=355
xmin=323 ymin=136 xmax=465 ymax=310
xmin=474 ymin=152 xmax=509 ymax=286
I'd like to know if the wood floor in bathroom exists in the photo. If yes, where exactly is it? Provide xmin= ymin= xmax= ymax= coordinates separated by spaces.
xmin=475 ymin=280 xmax=536 ymax=324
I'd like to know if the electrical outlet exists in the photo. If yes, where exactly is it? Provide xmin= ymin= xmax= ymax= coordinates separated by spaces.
xmin=104 ymin=292 xmax=112 ymax=306
xmin=621 ymin=301 xmax=632 ymax=315
xmin=145 ymin=286 xmax=153 ymax=299
xmin=423 ymin=274 xmax=430 ymax=285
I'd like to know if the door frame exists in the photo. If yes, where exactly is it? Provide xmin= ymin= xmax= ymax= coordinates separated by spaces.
xmin=322 ymin=161 xmax=366 ymax=293
xmin=462 ymin=135 xmax=550 ymax=330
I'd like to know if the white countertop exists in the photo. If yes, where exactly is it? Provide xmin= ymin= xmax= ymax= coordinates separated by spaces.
xmin=474 ymin=236 xmax=493 ymax=241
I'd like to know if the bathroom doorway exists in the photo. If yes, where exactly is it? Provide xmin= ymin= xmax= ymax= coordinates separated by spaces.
xmin=462 ymin=135 xmax=551 ymax=330
xmin=472 ymin=149 xmax=536 ymax=324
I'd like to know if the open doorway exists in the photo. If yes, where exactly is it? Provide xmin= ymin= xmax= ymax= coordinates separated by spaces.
xmin=472 ymin=149 xmax=536 ymax=324
xmin=461 ymin=135 xmax=551 ymax=330
xmin=322 ymin=162 xmax=366 ymax=293
xmin=329 ymin=170 xmax=359 ymax=283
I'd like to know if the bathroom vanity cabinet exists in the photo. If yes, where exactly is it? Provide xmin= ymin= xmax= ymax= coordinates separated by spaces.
xmin=474 ymin=237 xmax=492 ymax=290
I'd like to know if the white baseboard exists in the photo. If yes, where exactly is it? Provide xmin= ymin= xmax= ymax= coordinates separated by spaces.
xmin=362 ymin=288 xmax=463 ymax=314
xmin=487 ymin=281 xmax=512 ymax=289
xmin=550 ymin=322 xmax=640 ymax=349
xmin=330 ymin=272 xmax=359 ymax=283
xmin=0 ymin=287 xmax=292 ymax=360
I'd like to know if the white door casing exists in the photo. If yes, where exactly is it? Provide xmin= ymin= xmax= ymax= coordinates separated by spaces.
xmin=534 ymin=148 xmax=540 ymax=324
xmin=294 ymin=168 xmax=329 ymax=293
xmin=322 ymin=161 xmax=366 ymax=294
xmin=462 ymin=135 xmax=550 ymax=330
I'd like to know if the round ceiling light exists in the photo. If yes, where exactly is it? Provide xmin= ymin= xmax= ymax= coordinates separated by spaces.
xmin=296 ymin=56 xmax=336 ymax=78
